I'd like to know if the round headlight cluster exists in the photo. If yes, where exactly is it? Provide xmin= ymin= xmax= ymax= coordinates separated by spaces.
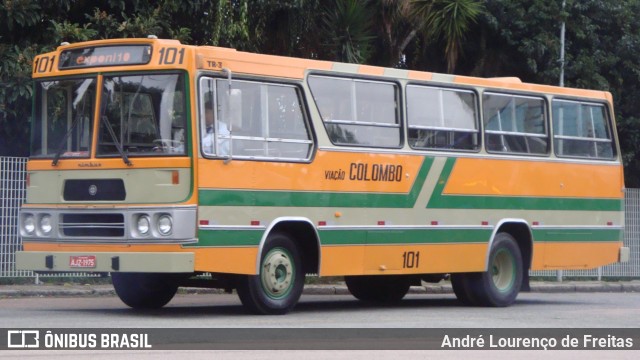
xmin=23 ymin=215 xmax=36 ymax=235
xmin=40 ymin=215 xmax=52 ymax=234
xmin=158 ymin=215 xmax=173 ymax=235
xmin=22 ymin=213 xmax=54 ymax=236
xmin=135 ymin=214 xmax=173 ymax=237
xmin=137 ymin=215 xmax=151 ymax=235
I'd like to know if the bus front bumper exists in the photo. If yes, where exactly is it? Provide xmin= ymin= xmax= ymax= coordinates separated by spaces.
xmin=15 ymin=251 xmax=194 ymax=273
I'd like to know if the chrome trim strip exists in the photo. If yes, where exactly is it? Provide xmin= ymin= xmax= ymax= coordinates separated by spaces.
xmin=531 ymin=225 xmax=624 ymax=230
xmin=317 ymin=225 xmax=493 ymax=231
xmin=485 ymin=218 xmax=532 ymax=272
xmin=554 ymin=134 xmax=612 ymax=142
xmin=20 ymin=206 xmax=197 ymax=244
xmin=198 ymin=225 xmax=267 ymax=231
xmin=409 ymin=125 xmax=479 ymax=132
xmin=257 ymin=217 xmax=321 ymax=274
xmin=485 ymin=129 xmax=547 ymax=138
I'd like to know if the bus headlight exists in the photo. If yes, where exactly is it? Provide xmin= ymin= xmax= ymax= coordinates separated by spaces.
xmin=39 ymin=214 xmax=52 ymax=234
xmin=137 ymin=215 xmax=151 ymax=235
xmin=157 ymin=215 xmax=173 ymax=235
xmin=24 ymin=215 xmax=36 ymax=235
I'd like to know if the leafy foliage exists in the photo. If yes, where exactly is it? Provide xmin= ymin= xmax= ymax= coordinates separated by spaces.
xmin=0 ymin=0 xmax=41 ymax=31
xmin=413 ymin=0 xmax=485 ymax=72
xmin=320 ymin=0 xmax=375 ymax=63
xmin=1 ymin=0 xmax=640 ymax=185
xmin=473 ymin=0 xmax=640 ymax=186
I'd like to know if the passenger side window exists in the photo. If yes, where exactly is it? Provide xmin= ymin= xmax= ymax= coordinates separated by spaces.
xmin=308 ymin=75 xmax=400 ymax=148
xmin=199 ymin=77 xmax=313 ymax=161
xmin=483 ymin=93 xmax=548 ymax=155
xmin=407 ymin=85 xmax=479 ymax=151
xmin=552 ymin=99 xmax=614 ymax=159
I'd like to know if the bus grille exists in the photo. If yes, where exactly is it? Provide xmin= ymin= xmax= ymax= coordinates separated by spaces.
xmin=63 ymin=179 xmax=126 ymax=201
xmin=60 ymin=213 xmax=125 ymax=237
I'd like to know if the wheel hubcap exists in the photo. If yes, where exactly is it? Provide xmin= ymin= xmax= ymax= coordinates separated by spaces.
xmin=492 ymin=248 xmax=515 ymax=292
xmin=261 ymin=247 xmax=294 ymax=299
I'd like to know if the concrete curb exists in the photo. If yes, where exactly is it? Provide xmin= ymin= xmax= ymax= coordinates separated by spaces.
xmin=0 ymin=281 xmax=638 ymax=298
xmin=0 ymin=286 xmax=116 ymax=298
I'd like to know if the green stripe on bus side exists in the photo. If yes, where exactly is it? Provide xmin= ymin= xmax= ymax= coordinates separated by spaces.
xmin=426 ymin=158 xmax=623 ymax=212
xmin=188 ymin=227 xmax=619 ymax=248
xmin=320 ymin=228 xmax=492 ymax=245
xmin=190 ymin=227 xmax=491 ymax=247
xmin=532 ymin=228 xmax=623 ymax=242
xmin=198 ymin=157 xmax=434 ymax=208
xmin=319 ymin=229 xmax=367 ymax=245
xmin=188 ymin=229 xmax=264 ymax=247
xmin=319 ymin=228 xmax=620 ymax=245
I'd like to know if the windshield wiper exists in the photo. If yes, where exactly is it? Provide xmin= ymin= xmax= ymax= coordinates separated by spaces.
xmin=52 ymin=114 xmax=83 ymax=166
xmin=100 ymin=115 xmax=132 ymax=166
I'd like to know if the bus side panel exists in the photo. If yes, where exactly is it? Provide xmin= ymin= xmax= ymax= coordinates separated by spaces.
xmin=318 ymin=244 xmax=487 ymax=276
xmin=532 ymin=242 xmax=623 ymax=270
xmin=362 ymin=243 xmax=488 ymax=275
xmin=444 ymin=158 xmax=623 ymax=200
xmin=319 ymin=246 xmax=365 ymax=276
xmin=192 ymin=247 xmax=259 ymax=274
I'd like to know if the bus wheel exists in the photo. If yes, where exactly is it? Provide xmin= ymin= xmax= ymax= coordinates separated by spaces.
xmin=460 ymin=232 xmax=523 ymax=307
xmin=345 ymin=275 xmax=410 ymax=303
xmin=451 ymin=272 xmax=476 ymax=305
xmin=236 ymin=233 xmax=304 ymax=315
xmin=111 ymin=272 xmax=179 ymax=309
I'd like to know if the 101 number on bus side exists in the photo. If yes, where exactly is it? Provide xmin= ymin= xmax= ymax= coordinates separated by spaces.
xmin=402 ymin=251 xmax=420 ymax=269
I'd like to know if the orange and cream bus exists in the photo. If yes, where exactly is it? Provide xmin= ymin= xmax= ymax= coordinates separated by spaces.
xmin=17 ymin=37 xmax=629 ymax=314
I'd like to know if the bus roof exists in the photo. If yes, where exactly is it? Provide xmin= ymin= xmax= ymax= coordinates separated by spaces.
xmin=34 ymin=37 xmax=611 ymax=101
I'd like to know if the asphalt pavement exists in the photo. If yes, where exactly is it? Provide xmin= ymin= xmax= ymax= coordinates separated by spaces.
xmin=0 ymin=280 xmax=638 ymax=298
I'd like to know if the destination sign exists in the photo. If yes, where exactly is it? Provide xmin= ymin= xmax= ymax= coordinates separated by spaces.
xmin=58 ymin=45 xmax=152 ymax=69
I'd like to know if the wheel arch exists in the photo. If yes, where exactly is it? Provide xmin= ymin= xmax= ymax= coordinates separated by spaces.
xmin=486 ymin=219 xmax=533 ymax=291
xmin=257 ymin=217 xmax=321 ymax=275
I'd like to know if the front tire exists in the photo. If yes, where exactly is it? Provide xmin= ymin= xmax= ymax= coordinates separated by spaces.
xmin=236 ymin=233 xmax=304 ymax=315
xmin=111 ymin=272 xmax=180 ymax=309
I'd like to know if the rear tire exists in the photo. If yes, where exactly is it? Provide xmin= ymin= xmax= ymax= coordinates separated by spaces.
xmin=111 ymin=272 xmax=179 ymax=309
xmin=452 ymin=232 xmax=523 ymax=307
xmin=345 ymin=275 xmax=411 ymax=303
xmin=236 ymin=233 xmax=304 ymax=315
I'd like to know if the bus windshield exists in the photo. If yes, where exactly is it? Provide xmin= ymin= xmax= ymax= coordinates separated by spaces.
xmin=98 ymin=73 xmax=187 ymax=156
xmin=31 ymin=73 xmax=187 ymax=160
xmin=32 ymin=77 xmax=96 ymax=159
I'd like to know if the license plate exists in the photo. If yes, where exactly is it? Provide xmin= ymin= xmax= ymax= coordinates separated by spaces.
xmin=69 ymin=255 xmax=96 ymax=268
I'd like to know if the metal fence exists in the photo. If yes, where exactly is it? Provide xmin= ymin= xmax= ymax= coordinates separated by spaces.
xmin=0 ymin=157 xmax=29 ymax=277
xmin=1 ymin=156 xmax=639 ymax=279
xmin=530 ymin=188 xmax=640 ymax=279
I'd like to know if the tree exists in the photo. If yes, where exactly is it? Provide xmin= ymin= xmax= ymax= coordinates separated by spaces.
xmin=1 ymin=0 xmax=639 ymax=187
xmin=410 ymin=0 xmax=484 ymax=72
xmin=0 ymin=0 xmax=49 ymax=156
xmin=320 ymin=0 xmax=375 ymax=63
xmin=475 ymin=0 xmax=640 ymax=186
xmin=370 ymin=0 xmax=416 ymax=67
xmin=252 ymin=0 xmax=324 ymax=58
